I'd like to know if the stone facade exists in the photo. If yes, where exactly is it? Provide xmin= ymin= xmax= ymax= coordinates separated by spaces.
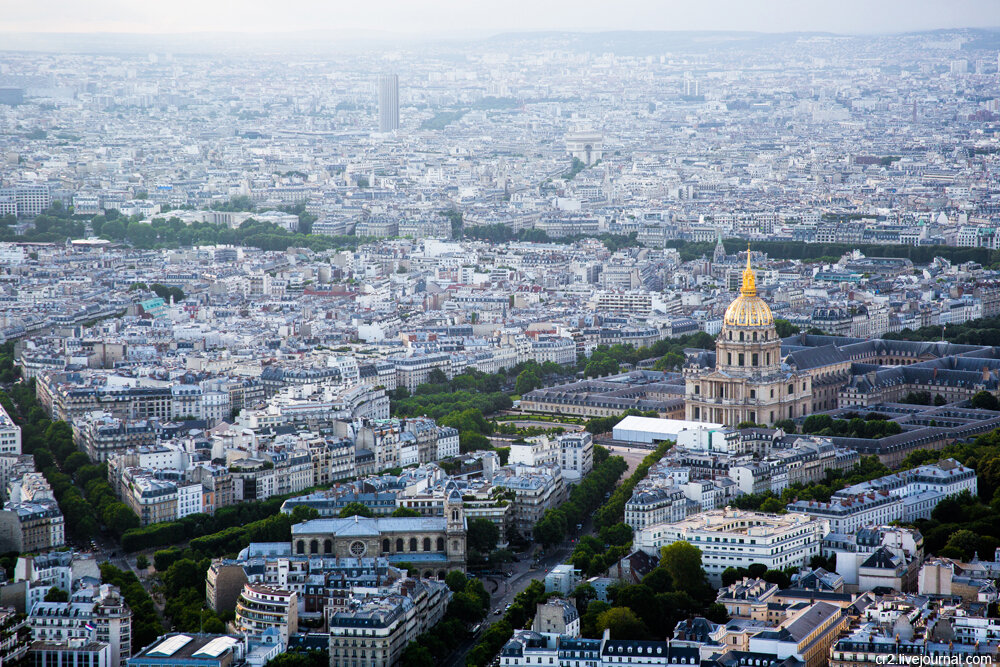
xmin=686 ymin=254 xmax=812 ymax=426
xmin=291 ymin=512 xmax=466 ymax=578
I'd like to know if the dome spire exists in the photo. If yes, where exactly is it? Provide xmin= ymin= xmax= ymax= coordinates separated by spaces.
xmin=741 ymin=245 xmax=756 ymax=297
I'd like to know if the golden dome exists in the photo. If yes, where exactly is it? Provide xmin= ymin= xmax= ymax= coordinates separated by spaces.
xmin=723 ymin=250 xmax=774 ymax=327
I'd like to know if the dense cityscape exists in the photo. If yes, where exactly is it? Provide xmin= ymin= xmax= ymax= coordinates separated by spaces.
xmin=5 ymin=14 xmax=1000 ymax=667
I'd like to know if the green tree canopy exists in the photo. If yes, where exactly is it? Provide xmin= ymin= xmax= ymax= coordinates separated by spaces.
xmin=338 ymin=502 xmax=374 ymax=518
xmin=596 ymin=607 xmax=649 ymax=640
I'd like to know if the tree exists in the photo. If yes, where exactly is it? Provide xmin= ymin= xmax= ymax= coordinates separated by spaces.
xmin=45 ymin=588 xmax=69 ymax=602
xmin=721 ymin=567 xmax=743 ymax=588
xmin=400 ymin=644 xmax=435 ymax=667
xmin=467 ymin=518 xmax=500 ymax=554
xmin=338 ymin=502 xmax=374 ymax=518
xmin=62 ymin=451 xmax=90 ymax=476
xmin=104 ymin=503 xmax=140 ymax=535
xmin=135 ymin=555 xmax=149 ymax=570
xmin=945 ymin=529 xmax=981 ymax=561
xmin=763 ymin=569 xmax=791 ymax=589
xmin=972 ymin=391 xmax=1000 ymax=411
xmin=534 ymin=510 xmax=567 ymax=548
xmin=515 ymin=370 xmax=542 ymax=395
xmin=598 ymin=523 xmax=633 ymax=546
xmin=596 ymin=607 xmax=649 ymax=639
xmin=163 ymin=559 xmax=205 ymax=597
xmin=459 ymin=431 xmax=491 ymax=453
xmin=572 ymin=583 xmax=597 ymax=611
xmin=653 ymin=352 xmax=685 ymax=371
xmin=774 ymin=319 xmax=800 ymax=338
xmin=802 ymin=414 xmax=833 ymax=434
xmin=773 ymin=419 xmax=796 ymax=434
xmin=759 ymin=497 xmax=786 ymax=513
xmin=391 ymin=507 xmax=421 ymax=518
xmin=659 ymin=542 xmax=710 ymax=600
xmin=448 ymin=591 xmax=485 ymax=621
xmin=445 ymin=570 xmax=468 ymax=593
xmin=427 ymin=368 xmax=448 ymax=386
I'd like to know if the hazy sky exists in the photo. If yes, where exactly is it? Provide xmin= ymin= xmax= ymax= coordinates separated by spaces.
xmin=1 ymin=0 xmax=999 ymax=35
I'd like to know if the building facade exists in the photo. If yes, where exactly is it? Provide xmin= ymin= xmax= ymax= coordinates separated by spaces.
xmin=685 ymin=255 xmax=812 ymax=426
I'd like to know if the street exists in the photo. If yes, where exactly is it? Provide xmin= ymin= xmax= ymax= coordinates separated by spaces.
xmin=443 ymin=440 xmax=648 ymax=666
xmin=444 ymin=540 xmax=577 ymax=667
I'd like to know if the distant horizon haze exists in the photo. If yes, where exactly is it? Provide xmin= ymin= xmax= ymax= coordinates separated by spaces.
xmin=0 ymin=0 xmax=999 ymax=37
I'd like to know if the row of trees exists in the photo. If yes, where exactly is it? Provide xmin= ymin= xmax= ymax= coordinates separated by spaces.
xmin=120 ymin=492 xmax=309 ymax=552
xmin=2 ymin=380 xmax=139 ymax=542
xmin=594 ymin=440 xmax=674 ymax=530
xmin=533 ymin=449 xmax=628 ymax=547
xmin=95 ymin=215 xmax=365 ymax=253
xmin=464 ymin=580 xmax=550 ymax=667
xmin=461 ymin=222 xmax=640 ymax=252
xmin=399 ymin=572 xmax=490 ymax=667
xmin=885 ymin=315 xmax=1000 ymax=346
xmin=101 ymin=563 xmax=163 ymax=652
xmin=569 ymin=524 xmax=635 ymax=578
xmin=667 ymin=238 xmax=997 ymax=266
xmin=801 ymin=412 xmax=903 ymax=439
xmin=0 ymin=341 xmax=19 ymax=383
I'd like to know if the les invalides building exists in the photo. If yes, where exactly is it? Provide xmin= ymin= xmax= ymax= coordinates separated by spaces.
xmin=685 ymin=252 xmax=812 ymax=426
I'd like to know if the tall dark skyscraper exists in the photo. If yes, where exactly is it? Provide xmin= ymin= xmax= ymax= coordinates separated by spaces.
xmin=378 ymin=73 xmax=399 ymax=133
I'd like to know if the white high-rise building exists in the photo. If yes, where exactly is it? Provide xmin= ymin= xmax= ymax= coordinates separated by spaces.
xmin=378 ymin=73 xmax=399 ymax=133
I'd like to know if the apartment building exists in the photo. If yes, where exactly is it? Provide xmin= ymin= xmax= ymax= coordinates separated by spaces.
xmin=493 ymin=466 xmax=566 ymax=541
xmin=637 ymin=509 xmax=829 ymax=585
xmin=29 ymin=585 xmax=132 ymax=667
xmin=0 ymin=499 xmax=66 ymax=553
xmin=327 ymin=579 xmax=450 ymax=667
xmin=233 ymin=584 xmax=298 ymax=645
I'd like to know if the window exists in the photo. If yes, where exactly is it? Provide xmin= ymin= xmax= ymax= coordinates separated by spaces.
xmin=752 ymin=353 xmax=758 ymax=366
xmin=423 ymin=537 xmax=431 ymax=551
xmin=396 ymin=538 xmax=404 ymax=552
xmin=739 ymin=353 xmax=745 ymax=366
xmin=788 ymin=384 xmax=793 ymax=394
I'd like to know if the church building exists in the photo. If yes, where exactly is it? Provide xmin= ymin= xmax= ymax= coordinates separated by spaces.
xmin=685 ymin=252 xmax=812 ymax=426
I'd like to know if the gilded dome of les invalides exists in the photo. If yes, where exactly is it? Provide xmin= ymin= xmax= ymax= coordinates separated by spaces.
xmin=723 ymin=252 xmax=773 ymax=328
